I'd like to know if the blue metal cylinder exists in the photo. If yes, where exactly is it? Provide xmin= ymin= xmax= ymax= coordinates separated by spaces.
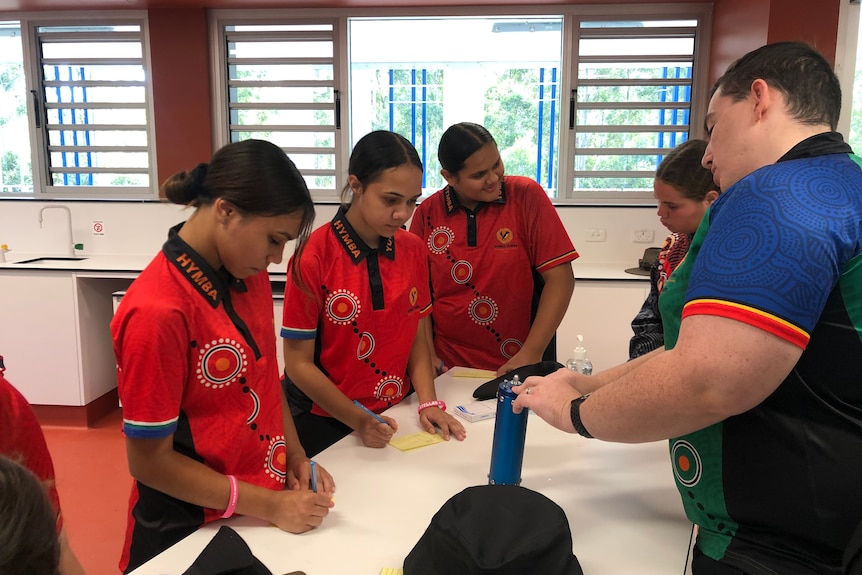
xmin=488 ymin=379 xmax=529 ymax=485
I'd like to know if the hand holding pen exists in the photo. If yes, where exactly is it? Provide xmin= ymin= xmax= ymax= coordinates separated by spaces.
xmin=305 ymin=458 xmax=335 ymax=495
xmin=265 ymin=457 xmax=334 ymax=534
xmin=353 ymin=399 xmax=397 ymax=448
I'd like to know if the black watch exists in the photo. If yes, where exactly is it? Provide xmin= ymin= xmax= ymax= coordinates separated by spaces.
xmin=570 ymin=394 xmax=593 ymax=438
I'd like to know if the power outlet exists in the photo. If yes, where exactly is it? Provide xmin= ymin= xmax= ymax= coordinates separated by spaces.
xmin=631 ymin=229 xmax=655 ymax=243
xmin=585 ymin=228 xmax=606 ymax=242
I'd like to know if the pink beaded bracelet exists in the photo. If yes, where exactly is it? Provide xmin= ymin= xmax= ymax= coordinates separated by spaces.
xmin=220 ymin=474 xmax=238 ymax=519
xmin=418 ymin=400 xmax=446 ymax=414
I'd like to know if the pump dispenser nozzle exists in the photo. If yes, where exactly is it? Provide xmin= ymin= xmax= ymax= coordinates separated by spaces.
xmin=566 ymin=334 xmax=592 ymax=375
xmin=573 ymin=334 xmax=587 ymax=360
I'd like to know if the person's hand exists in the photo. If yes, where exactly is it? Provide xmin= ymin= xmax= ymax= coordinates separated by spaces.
xmin=284 ymin=451 xmax=309 ymax=491
xmin=433 ymin=355 xmax=449 ymax=376
xmin=419 ymin=407 xmax=467 ymax=441
xmin=357 ymin=414 xmax=397 ymax=448
xmin=267 ymin=489 xmax=334 ymax=533
xmin=511 ymin=369 xmax=585 ymax=433
xmin=285 ymin=456 xmax=336 ymax=494
xmin=495 ymin=349 xmax=541 ymax=377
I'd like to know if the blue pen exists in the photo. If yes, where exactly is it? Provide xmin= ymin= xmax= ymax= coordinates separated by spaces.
xmin=310 ymin=460 xmax=318 ymax=493
xmin=353 ymin=399 xmax=390 ymax=426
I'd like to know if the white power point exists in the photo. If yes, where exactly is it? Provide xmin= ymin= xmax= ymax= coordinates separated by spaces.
xmin=585 ymin=228 xmax=606 ymax=242
xmin=631 ymin=229 xmax=655 ymax=243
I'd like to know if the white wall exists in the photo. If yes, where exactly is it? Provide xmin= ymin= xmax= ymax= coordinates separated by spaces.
xmin=0 ymin=200 xmax=189 ymax=258
xmin=0 ymin=199 xmax=661 ymax=266
xmin=0 ymin=199 xmax=660 ymax=375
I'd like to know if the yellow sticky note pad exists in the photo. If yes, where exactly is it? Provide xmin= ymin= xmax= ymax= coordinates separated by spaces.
xmin=389 ymin=431 xmax=444 ymax=451
xmin=380 ymin=569 xmax=403 ymax=575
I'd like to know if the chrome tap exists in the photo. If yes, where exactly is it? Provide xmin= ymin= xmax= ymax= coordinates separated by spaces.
xmin=38 ymin=205 xmax=75 ymax=256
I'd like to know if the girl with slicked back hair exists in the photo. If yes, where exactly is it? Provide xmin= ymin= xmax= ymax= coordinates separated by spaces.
xmin=112 ymin=139 xmax=335 ymax=573
xmin=281 ymin=130 xmax=466 ymax=456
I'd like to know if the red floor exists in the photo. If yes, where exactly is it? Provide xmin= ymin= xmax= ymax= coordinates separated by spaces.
xmin=42 ymin=408 xmax=131 ymax=575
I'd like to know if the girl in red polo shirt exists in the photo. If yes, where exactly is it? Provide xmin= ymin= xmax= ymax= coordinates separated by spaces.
xmin=409 ymin=122 xmax=578 ymax=376
xmin=111 ymin=140 xmax=335 ymax=573
xmin=281 ymin=130 xmax=466 ymax=457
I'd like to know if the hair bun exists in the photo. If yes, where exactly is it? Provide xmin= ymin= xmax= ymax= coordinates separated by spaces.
xmin=189 ymin=163 xmax=209 ymax=195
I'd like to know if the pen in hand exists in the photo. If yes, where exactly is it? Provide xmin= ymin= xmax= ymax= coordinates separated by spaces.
xmin=353 ymin=400 xmax=391 ymax=427
xmin=310 ymin=460 xmax=318 ymax=493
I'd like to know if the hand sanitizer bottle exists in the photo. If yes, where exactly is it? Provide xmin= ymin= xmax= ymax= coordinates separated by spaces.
xmin=566 ymin=335 xmax=593 ymax=375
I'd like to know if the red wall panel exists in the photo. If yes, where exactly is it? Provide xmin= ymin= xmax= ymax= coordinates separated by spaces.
xmin=147 ymin=7 xmax=213 ymax=189
xmin=709 ymin=0 xmax=769 ymax=85
xmin=766 ymin=0 xmax=840 ymax=66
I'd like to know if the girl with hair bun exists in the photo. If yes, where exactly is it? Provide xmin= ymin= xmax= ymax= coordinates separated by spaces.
xmin=111 ymin=139 xmax=334 ymax=573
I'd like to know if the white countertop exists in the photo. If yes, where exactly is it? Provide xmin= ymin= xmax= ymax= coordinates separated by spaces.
xmin=0 ymin=254 xmax=647 ymax=281
xmin=129 ymin=369 xmax=690 ymax=575
xmin=0 ymin=253 xmax=156 ymax=273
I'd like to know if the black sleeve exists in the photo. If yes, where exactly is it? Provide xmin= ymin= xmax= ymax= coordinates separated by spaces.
xmin=628 ymin=261 xmax=664 ymax=360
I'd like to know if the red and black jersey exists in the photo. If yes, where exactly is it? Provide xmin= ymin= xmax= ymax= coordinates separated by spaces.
xmin=281 ymin=207 xmax=431 ymax=416
xmin=409 ymin=176 xmax=578 ymax=371
xmin=111 ymin=224 xmax=287 ymax=573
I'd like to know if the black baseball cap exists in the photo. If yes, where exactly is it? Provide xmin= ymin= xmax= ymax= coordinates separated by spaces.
xmin=404 ymin=485 xmax=584 ymax=575
xmin=182 ymin=526 xmax=273 ymax=575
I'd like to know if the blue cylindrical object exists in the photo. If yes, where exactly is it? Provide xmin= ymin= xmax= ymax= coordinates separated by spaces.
xmin=488 ymin=379 xmax=529 ymax=485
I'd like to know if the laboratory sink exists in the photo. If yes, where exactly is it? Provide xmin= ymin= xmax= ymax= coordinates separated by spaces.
xmin=13 ymin=256 xmax=88 ymax=264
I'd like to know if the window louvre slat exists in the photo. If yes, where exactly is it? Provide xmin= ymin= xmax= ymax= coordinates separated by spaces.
xmin=577 ymin=102 xmax=691 ymax=111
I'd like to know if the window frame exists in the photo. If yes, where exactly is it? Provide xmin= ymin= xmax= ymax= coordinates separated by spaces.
xmin=0 ymin=11 xmax=158 ymax=200
xmin=209 ymin=14 xmax=345 ymax=201
xmin=209 ymin=4 xmax=713 ymax=206
xmin=835 ymin=0 xmax=860 ymax=148
xmin=565 ymin=4 xmax=713 ymax=204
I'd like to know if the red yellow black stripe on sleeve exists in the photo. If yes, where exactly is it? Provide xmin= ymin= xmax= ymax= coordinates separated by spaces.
xmin=682 ymin=299 xmax=810 ymax=349
xmin=536 ymin=249 xmax=579 ymax=274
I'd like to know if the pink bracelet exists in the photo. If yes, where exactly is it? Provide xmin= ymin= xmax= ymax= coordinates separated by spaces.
xmin=418 ymin=400 xmax=446 ymax=414
xmin=220 ymin=474 xmax=238 ymax=519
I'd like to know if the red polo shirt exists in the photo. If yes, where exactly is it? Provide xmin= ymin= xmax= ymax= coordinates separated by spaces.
xmin=0 ymin=359 xmax=64 ymax=534
xmin=281 ymin=207 xmax=432 ymax=416
xmin=409 ymin=175 xmax=578 ymax=371
xmin=111 ymin=224 xmax=287 ymax=572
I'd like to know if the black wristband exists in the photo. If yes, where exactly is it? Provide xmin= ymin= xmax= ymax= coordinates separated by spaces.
xmin=570 ymin=394 xmax=593 ymax=438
